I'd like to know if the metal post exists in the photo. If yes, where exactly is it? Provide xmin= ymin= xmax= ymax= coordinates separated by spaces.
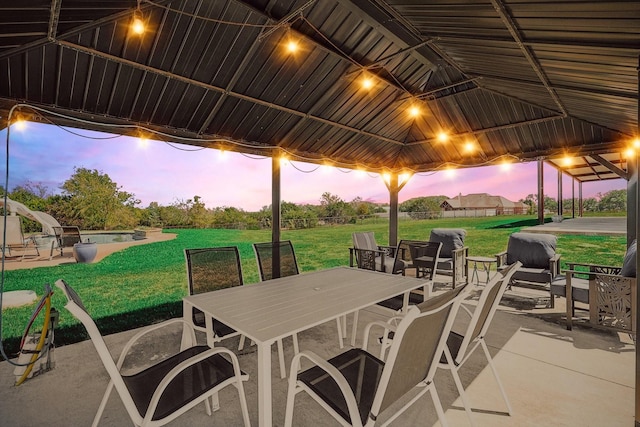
xmin=388 ymin=175 xmax=399 ymax=247
xmin=571 ymin=178 xmax=575 ymax=218
xmin=537 ymin=160 xmax=544 ymax=224
xmin=634 ymin=54 xmax=639 ymax=427
xmin=557 ymin=168 xmax=563 ymax=216
xmin=579 ymin=181 xmax=583 ymax=217
xmin=271 ymin=155 xmax=281 ymax=278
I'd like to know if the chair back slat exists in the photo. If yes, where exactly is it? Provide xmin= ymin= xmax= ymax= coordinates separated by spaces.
xmin=184 ymin=247 xmax=243 ymax=295
xmin=253 ymin=240 xmax=299 ymax=281
xmin=375 ymin=284 xmax=468 ymax=414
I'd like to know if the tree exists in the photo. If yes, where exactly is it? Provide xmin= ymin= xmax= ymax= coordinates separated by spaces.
xmin=61 ymin=167 xmax=139 ymax=230
xmin=400 ymin=196 xmax=446 ymax=219
xmin=597 ymin=189 xmax=626 ymax=212
xmin=319 ymin=192 xmax=355 ymax=224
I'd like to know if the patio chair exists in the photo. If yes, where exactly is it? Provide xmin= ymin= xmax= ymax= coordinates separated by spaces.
xmin=184 ymin=247 xmax=246 ymax=349
xmin=551 ymin=240 xmax=636 ymax=332
xmin=253 ymin=240 xmax=300 ymax=280
xmin=55 ymin=279 xmax=250 ymax=427
xmin=283 ymin=284 xmax=469 ymax=427
xmin=496 ymin=232 xmax=561 ymax=307
xmin=439 ymin=261 xmax=522 ymax=425
xmin=50 ymin=225 xmax=82 ymax=258
xmin=429 ymin=228 xmax=468 ymax=288
xmin=349 ymin=231 xmax=397 ymax=273
xmin=0 ymin=215 xmax=39 ymax=260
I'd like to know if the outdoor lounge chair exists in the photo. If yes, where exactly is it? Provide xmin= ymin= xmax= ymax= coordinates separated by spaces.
xmin=551 ymin=240 xmax=636 ymax=332
xmin=349 ymin=231 xmax=397 ymax=273
xmin=283 ymin=284 xmax=469 ymax=427
xmin=55 ymin=279 xmax=251 ymax=427
xmin=50 ymin=225 xmax=82 ymax=258
xmin=184 ymin=247 xmax=246 ymax=348
xmin=429 ymin=228 xmax=468 ymax=288
xmin=496 ymin=232 xmax=561 ymax=307
xmin=0 ymin=215 xmax=39 ymax=260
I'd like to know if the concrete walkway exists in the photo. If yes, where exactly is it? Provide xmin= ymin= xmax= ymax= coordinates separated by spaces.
xmin=0 ymin=285 xmax=634 ymax=426
xmin=523 ymin=216 xmax=626 ymax=236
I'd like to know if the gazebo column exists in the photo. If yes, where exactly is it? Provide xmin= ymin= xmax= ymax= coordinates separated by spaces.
xmin=537 ymin=160 xmax=544 ymax=224
xmin=383 ymin=172 xmax=410 ymax=247
xmin=271 ymin=154 xmax=282 ymax=277
xmin=557 ymin=168 xmax=563 ymax=217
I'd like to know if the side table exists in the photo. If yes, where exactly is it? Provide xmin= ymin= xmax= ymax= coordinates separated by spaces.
xmin=466 ymin=256 xmax=497 ymax=285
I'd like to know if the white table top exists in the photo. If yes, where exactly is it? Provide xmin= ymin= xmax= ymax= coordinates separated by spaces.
xmin=183 ymin=266 xmax=429 ymax=345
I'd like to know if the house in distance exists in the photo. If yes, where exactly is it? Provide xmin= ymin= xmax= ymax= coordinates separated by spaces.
xmin=440 ymin=193 xmax=528 ymax=218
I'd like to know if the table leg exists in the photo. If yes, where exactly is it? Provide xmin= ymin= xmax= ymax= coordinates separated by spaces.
xmin=257 ymin=341 xmax=273 ymax=427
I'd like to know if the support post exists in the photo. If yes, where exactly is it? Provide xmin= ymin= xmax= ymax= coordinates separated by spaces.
xmin=634 ymin=54 xmax=639 ymax=427
xmin=557 ymin=168 xmax=563 ymax=216
xmin=537 ymin=160 xmax=544 ymax=224
xmin=272 ymin=155 xmax=281 ymax=278
xmin=388 ymin=175 xmax=399 ymax=247
xmin=571 ymin=177 xmax=575 ymax=218
xmin=579 ymin=181 xmax=583 ymax=217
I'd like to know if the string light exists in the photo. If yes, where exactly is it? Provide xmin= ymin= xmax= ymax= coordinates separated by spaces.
xmin=624 ymin=147 xmax=635 ymax=158
xmin=437 ymin=132 xmax=449 ymax=143
xmin=131 ymin=2 xmax=145 ymax=36
xmin=463 ymin=141 xmax=475 ymax=153
xmin=408 ymin=105 xmax=421 ymax=118
xmin=500 ymin=160 xmax=512 ymax=171
xmin=633 ymin=138 xmax=640 ymax=149
xmin=561 ymin=156 xmax=573 ymax=167
xmin=12 ymin=118 xmax=27 ymax=131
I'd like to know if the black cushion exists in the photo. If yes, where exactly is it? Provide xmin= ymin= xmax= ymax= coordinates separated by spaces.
xmin=506 ymin=232 xmax=556 ymax=269
xmin=620 ymin=240 xmax=637 ymax=278
xmin=429 ymin=228 xmax=465 ymax=258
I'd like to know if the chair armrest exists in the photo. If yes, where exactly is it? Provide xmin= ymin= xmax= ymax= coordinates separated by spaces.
xmin=495 ymin=251 xmax=508 ymax=267
xmin=549 ymin=253 xmax=561 ymax=277
xmin=288 ymin=350 xmax=361 ymax=422
xmin=116 ymin=318 xmax=197 ymax=368
xmin=377 ymin=245 xmax=397 ymax=257
xmin=566 ymin=262 xmax=623 ymax=275
xmin=362 ymin=320 xmax=397 ymax=355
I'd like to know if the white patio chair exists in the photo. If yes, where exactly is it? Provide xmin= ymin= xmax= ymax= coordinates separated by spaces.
xmin=1 ymin=215 xmax=39 ymax=260
xmin=284 ymin=284 xmax=469 ymax=427
xmin=55 ymin=279 xmax=251 ymax=427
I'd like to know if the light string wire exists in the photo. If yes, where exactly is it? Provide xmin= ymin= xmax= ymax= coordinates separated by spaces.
xmin=8 ymin=103 xmax=523 ymax=175
xmin=0 ymin=104 xmax=55 ymax=367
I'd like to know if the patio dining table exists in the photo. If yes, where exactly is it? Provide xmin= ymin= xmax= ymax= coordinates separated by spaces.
xmin=182 ymin=266 xmax=431 ymax=427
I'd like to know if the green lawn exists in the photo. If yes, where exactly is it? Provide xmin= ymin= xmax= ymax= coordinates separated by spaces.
xmin=0 ymin=215 xmax=627 ymax=357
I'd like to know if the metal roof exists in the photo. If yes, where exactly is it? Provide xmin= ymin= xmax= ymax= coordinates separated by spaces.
xmin=0 ymin=0 xmax=638 ymax=178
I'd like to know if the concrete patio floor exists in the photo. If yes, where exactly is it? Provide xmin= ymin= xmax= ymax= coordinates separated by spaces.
xmin=0 ymin=283 xmax=634 ymax=427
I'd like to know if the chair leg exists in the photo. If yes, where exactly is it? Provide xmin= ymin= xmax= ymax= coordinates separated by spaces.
xmin=238 ymin=335 xmax=246 ymax=351
xmin=481 ymin=339 xmax=512 ymax=415
xmin=92 ymin=380 xmax=114 ymax=427
xmin=445 ymin=349 xmax=476 ymax=427
xmin=429 ymin=384 xmax=449 ymax=427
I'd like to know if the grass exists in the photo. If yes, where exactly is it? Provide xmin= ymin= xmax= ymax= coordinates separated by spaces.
xmin=0 ymin=215 xmax=627 ymax=358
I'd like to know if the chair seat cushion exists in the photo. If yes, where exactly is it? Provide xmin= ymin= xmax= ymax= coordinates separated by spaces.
xmin=298 ymin=348 xmax=384 ymax=425
xmin=550 ymin=275 xmax=589 ymax=304
xmin=123 ymin=345 xmax=244 ymax=421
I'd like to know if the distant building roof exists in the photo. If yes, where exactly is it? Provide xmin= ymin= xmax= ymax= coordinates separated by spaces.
xmin=441 ymin=193 xmax=527 ymax=210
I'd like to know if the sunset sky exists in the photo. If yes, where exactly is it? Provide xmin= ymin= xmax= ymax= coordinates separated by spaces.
xmin=2 ymin=122 xmax=625 ymax=212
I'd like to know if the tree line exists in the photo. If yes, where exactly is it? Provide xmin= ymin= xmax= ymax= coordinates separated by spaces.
xmin=3 ymin=167 xmax=627 ymax=232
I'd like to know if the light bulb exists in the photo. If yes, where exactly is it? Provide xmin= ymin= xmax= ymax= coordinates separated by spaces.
xmin=437 ymin=132 xmax=449 ymax=142
xmin=131 ymin=10 xmax=145 ymax=35
xmin=408 ymin=105 xmax=420 ymax=118
xmin=286 ymin=39 xmax=299 ymax=53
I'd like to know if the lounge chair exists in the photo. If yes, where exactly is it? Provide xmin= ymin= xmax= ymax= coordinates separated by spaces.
xmin=496 ymin=232 xmax=561 ymax=307
xmin=50 ymin=225 xmax=82 ymax=259
xmin=429 ymin=228 xmax=468 ymax=288
xmin=0 ymin=215 xmax=39 ymax=260
xmin=350 ymin=231 xmax=397 ymax=273
xmin=551 ymin=240 xmax=636 ymax=332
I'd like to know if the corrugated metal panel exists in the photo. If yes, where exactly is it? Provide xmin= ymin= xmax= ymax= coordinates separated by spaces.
xmin=0 ymin=0 xmax=637 ymax=180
